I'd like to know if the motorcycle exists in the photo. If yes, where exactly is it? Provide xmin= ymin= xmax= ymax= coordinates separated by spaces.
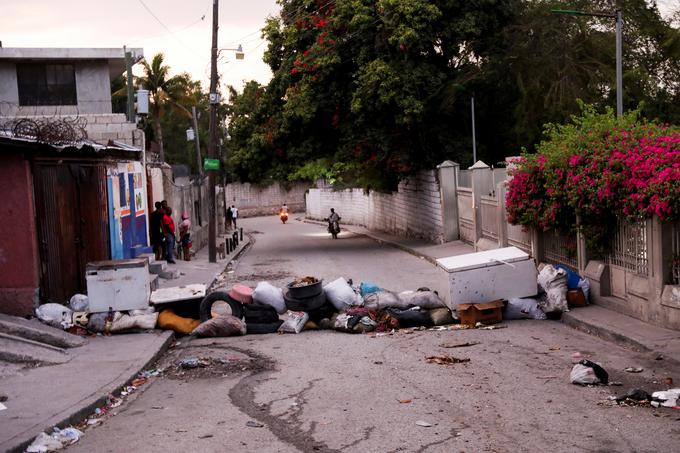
xmin=279 ymin=211 xmax=288 ymax=224
xmin=325 ymin=218 xmax=340 ymax=239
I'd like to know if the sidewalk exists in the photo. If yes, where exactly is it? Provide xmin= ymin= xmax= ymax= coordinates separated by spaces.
xmin=157 ymin=233 xmax=250 ymax=290
xmin=329 ymin=219 xmax=680 ymax=367
xmin=0 ymin=239 xmax=245 ymax=453
xmin=0 ymin=331 xmax=173 ymax=453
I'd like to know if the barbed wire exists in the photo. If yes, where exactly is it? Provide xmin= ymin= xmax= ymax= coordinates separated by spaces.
xmin=0 ymin=116 xmax=89 ymax=145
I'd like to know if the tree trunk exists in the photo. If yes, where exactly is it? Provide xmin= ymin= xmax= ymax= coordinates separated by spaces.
xmin=154 ymin=116 xmax=165 ymax=162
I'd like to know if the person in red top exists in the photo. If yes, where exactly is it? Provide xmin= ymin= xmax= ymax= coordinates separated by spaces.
xmin=162 ymin=206 xmax=177 ymax=264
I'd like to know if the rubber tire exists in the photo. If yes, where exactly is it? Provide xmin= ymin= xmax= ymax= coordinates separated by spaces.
xmin=244 ymin=304 xmax=280 ymax=324
xmin=199 ymin=291 xmax=244 ymax=322
xmin=284 ymin=290 xmax=326 ymax=312
xmin=246 ymin=320 xmax=284 ymax=335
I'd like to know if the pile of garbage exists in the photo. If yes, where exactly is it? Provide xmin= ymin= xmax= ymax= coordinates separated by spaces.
xmin=166 ymin=277 xmax=456 ymax=338
xmin=34 ymin=294 xmax=158 ymax=336
xmin=34 ymin=260 xmax=592 ymax=338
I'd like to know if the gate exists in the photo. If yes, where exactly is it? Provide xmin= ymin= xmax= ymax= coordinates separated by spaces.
xmin=33 ymin=161 xmax=110 ymax=303
xmin=606 ymin=219 xmax=649 ymax=299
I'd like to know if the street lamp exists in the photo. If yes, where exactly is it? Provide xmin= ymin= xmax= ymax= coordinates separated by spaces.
xmin=551 ymin=9 xmax=623 ymax=116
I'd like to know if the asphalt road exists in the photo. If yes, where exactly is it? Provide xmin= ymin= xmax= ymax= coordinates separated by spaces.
xmin=67 ymin=216 xmax=680 ymax=453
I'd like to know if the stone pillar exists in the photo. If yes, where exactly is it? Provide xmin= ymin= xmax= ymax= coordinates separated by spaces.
xmin=470 ymin=161 xmax=492 ymax=250
xmin=650 ymin=217 xmax=673 ymax=301
xmin=576 ymin=215 xmax=588 ymax=274
xmin=530 ymin=228 xmax=544 ymax=263
xmin=437 ymin=160 xmax=460 ymax=242
xmin=497 ymin=181 xmax=508 ymax=247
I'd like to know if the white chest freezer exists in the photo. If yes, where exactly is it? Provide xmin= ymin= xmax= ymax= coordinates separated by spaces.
xmin=86 ymin=259 xmax=151 ymax=313
xmin=436 ymin=247 xmax=537 ymax=308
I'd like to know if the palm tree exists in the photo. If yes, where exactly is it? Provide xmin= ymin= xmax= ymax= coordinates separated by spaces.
xmin=137 ymin=53 xmax=192 ymax=162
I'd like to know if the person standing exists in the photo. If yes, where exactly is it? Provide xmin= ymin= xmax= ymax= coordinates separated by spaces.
xmin=226 ymin=203 xmax=233 ymax=231
xmin=149 ymin=202 xmax=165 ymax=260
xmin=231 ymin=205 xmax=239 ymax=229
xmin=162 ymin=206 xmax=177 ymax=264
xmin=179 ymin=212 xmax=192 ymax=261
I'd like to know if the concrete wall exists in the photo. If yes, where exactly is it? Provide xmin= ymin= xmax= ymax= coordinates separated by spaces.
xmin=0 ymin=152 xmax=39 ymax=316
xmin=224 ymin=181 xmax=311 ymax=217
xmin=0 ymin=60 xmax=113 ymax=116
xmin=306 ymin=171 xmax=445 ymax=243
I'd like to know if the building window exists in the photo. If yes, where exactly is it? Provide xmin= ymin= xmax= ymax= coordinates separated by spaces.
xmin=17 ymin=63 xmax=77 ymax=106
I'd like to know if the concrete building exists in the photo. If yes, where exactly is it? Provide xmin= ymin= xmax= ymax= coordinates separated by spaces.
xmin=0 ymin=47 xmax=153 ymax=316
xmin=0 ymin=47 xmax=144 ymax=146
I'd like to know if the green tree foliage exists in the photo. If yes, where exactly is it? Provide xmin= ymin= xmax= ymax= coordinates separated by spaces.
xmin=226 ymin=0 xmax=680 ymax=189
xmin=137 ymin=53 xmax=194 ymax=162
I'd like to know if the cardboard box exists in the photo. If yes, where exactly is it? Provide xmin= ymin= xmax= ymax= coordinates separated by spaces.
xmin=567 ymin=289 xmax=587 ymax=308
xmin=457 ymin=300 xmax=504 ymax=327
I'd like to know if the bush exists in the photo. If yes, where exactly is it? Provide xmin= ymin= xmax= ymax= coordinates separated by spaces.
xmin=506 ymin=103 xmax=680 ymax=255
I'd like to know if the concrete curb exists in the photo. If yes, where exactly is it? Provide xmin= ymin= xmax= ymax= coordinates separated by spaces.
xmin=561 ymin=311 xmax=680 ymax=368
xmin=6 ymin=331 xmax=174 ymax=453
xmin=300 ymin=217 xmax=439 ymax=266
xmin=208 ymin=235 xmax=252 ymax=291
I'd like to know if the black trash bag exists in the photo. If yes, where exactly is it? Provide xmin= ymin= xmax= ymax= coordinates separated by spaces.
xmin=306 ymin=301 xmax=337 ymax=323
xmin=385 ymin=307 xmax=434 ymax=328
xmin=580 ymin=359 xmax=609 ymax=384
xmin=615 ymin=388 xmax=651 ymax=402
xmin=246 ymin=319 xmax=284 ymax=335
xmin=243 ymin=303 xmax=280 ymax=324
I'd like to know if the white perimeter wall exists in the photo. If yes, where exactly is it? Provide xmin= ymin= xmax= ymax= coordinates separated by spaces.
xmin=306 ymin=171 xmax=444 ymax=243
xmin=224 ymin=181 xmax=311 ymax=217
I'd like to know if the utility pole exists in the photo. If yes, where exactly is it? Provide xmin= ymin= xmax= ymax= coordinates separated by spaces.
xmin=191 ymin=105 xmax=203 ymax=226
xmin=124 ymin=46 xmax=134 ymax=122
xmin=471 ymin=95 xmax=477 ymax=165
xmin=615 ymin=10 xmax=623 ymax=117
xmin=207 ymin=0 xmax=219 ymax=263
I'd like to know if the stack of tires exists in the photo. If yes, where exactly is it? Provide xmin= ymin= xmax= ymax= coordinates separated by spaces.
xmin=283 ymin=280 xmax=325 ymax=312
xmin=199 ymin=284 xmax=283 ymax=335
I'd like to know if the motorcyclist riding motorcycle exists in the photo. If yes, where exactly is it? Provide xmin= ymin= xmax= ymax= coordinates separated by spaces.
xmin=279 ymin=203 xmax=289 ymax=224
xmin=324 ymin=208 xmax=341 ymax=239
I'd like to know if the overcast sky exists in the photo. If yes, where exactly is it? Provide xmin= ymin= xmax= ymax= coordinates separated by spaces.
xmin=2 ymin=0 xmax=677 ymax=96
xmin=2 ymin=0 xmax=279 ymax=94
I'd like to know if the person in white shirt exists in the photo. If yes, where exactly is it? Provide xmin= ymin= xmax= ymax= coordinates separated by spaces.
xmin=231 ymin=205 xmax=239 ymax=229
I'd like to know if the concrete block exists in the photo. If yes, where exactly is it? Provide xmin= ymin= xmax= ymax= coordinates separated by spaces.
xmin=149 ymin=261 xmax=167 ymax=274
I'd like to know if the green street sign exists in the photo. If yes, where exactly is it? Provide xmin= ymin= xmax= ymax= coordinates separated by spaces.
xmin=204 ymin=158 xmax=220 ymax=171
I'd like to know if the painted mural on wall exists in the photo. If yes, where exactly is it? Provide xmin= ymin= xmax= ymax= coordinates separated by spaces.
xmin=107 ymin=162 xmax=149 ymax=259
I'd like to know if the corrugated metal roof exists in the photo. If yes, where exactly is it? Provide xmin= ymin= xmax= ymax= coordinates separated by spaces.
xmin=0 ymin=129 xmax=142 ymax=154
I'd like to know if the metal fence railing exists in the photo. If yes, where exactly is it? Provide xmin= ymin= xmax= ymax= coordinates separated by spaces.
xmin=543 ymin=230 xmax=578 ymax=269
xmin=607 ymin=220 xmax=648 ymax=276
xmin=672 ymin=221 xmax=680 ymax=285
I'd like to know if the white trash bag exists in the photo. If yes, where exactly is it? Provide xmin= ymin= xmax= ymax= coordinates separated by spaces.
xmin=253 ymin=281 xmax=286 ymax=314
xmin=537 ymin=265 xmax=569 ymax=314
xmin=505 ymin=298 xmax=547 ymax=320
xmin=324 ymin=278 xmax=361 ymax=311
xmin=68 ymin=294 xmax=89 ymax=312
xmin=570 ymin=363 xmax=600 ymax=385
xmin=35 ymin=304 xmax=74 ymax=330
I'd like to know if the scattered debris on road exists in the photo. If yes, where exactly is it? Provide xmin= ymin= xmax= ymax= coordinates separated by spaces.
xmin=624 ymin=367 xmax=644 ymax=373
xmin=425 ymin=355 xmax=470 ymax=365
xmin=246 ymin=421 xmax=265 ymax=428
xmin=415 ymin=420 xmax=433 ymax=427
xmin=439 ymin=341 xmax=480 ymax=348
